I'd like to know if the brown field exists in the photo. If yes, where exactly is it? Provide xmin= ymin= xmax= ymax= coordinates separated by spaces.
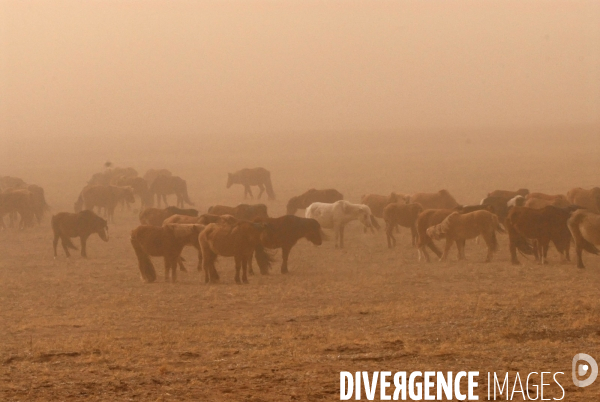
xmin=1 ymin=129 xmax=599 ymax=401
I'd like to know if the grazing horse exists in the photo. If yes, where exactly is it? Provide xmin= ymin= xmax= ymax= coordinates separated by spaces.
xmin=305 ymin=200 xmax=378 ymax=248
xmin=505 ymin=205 xmax=576 ymax=265
xmin=408 ymin=190 xmax=459 ymax=210
xmin=208 ymin=204 xmax=268 ymax=221
xmin=199 ymin=220 xmax=273 ymax=284
xmin=139 ymin=206 xmax=198 ymax=227
xmin=130 ymin=224 xmax=203 ymax=282
xmin=566 ymin=187 xmax=600 ymax=214
xmin=382 ymin=202 xmax=423 ymax=248
xmin=426 ymin=210 xmax=502 ymax=262
xmin=286 ymin=189 xmax=344 ymax=215
xmin=567 ymin=210 xmax=600 ymax=268
xmin=113 ymin=176 xmax=153 ymax=208
xmin=149 ymin=175 xmax=194 ymax=208
xmin=226 ymin=167 xmax=275 ymax=200
xmin=80 ymin=185 xmax=135 ymax=223
xmin=254 ymin=215 xmax=324 ymax=274
xmin=416 ymin=209 xmax=454 ymax=262
xmin=51 ymin=210 xmax=109 ymax=258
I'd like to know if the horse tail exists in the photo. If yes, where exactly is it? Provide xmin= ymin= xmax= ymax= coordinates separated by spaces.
xmin=264 ymin=173 xmax=276 ymax=200
xmin=51 ymin=215 xmax=78 ymax=250
xmin=130 ymin=236 xmax=156 ymax=283
xmin=568 ymin=213 xmax=600 ymax=255
xmin=254 ymin=245 xmax=274 ymax=275
xmin=182 ymin=181 xmax=194 ymax=206
xmin=489 ymin=230 xmax=498 ymax=253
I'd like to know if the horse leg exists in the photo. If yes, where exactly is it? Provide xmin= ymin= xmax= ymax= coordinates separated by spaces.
xmin=385 ymin=222 xmax=393 ymax=248
xmin=163 ymin=257 xmax=171 ymax=282
xmin=410 ymin=225 xmax=417 ymax=246
xmin=80 ymin=236 xmax=88 ymax=258
xmin=541 ymin=240 xmax=550 ymax=265
xmin=60 ymin=236 xmax=71 ymax=258
xmin=177 ymin=257 xmax=187 ymax=272
xmin=162 ymin=194 xmax=168 ymax=206
xmin=170 ymin=256 xmax=178 ymax=282
xmin=241 ymin=256 xmax=249 ymax=284
xmin=575 ymin=244 xmax=585 ymax=268
xmin=197 ymin=249 xmax=203 ymax=272
xmin=483 ymin=234 xmax=493 ymax=262
xmin=418 ymin=246 xmax=431 ymax=263
xmin=234 ymin=256 xmax=242 ymax=284
xmin=440 ymin=238 xmax=453 ymax=262
xmin=53 ymin=234 xmax=60 ymax=258
xmin=509 ymin=237 xmax=520 ymax=265
xmin=281 ymin=246 xmax=291 ymax=274
xmin=248 ymin=249 xmax=255 ymax=275
xmin=257 ymin=183 xmax=265 ymax=199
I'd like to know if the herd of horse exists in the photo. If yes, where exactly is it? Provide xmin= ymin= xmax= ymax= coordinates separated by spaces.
xmin=2 ymin=167 xmax=600 ymax=284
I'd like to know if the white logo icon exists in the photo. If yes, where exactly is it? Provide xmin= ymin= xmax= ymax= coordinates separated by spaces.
xmin=572 ymin=353 xmax=598 ymax=387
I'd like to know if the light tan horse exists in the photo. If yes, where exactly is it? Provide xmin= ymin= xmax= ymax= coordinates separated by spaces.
xmin=199 ymin=220 xmax=273 ymax=284
xmin=567 ymin=209 xmax=600 ymax=268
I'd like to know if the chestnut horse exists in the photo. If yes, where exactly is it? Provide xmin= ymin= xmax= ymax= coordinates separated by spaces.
xmin=208 ymin=203 xmax=268 ymax=221
xmin=226 ymin=167 xmax=275 ymax=200
xmin=130 ymin=224 xmax=203 ymax=282
xmin=199 ymin=220 xmax=273 ymax=284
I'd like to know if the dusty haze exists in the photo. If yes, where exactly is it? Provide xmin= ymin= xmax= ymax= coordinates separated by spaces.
xmin=1 ymin=0 xmax=599 ymax=142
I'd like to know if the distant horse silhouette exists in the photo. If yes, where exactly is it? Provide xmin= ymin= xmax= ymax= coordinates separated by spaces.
xmin=139 ymin=206 xmax=198 ymax=226
xmin=130 ymin=223 xmax=203 ymax=282
xmin=226 ymin=168 xmax=275 ymax=200
xmin=149 ymin=175 xmax=194 ymax=208
xmin=286 ymin=189 xmax=343 ymax=215
xmin=51 ymin=210 xmax=108 ymax=258
xmin=199 ymin=220 xmax=273 ymax=284
xmin=208 ymin=203 xmax=268 ymax=221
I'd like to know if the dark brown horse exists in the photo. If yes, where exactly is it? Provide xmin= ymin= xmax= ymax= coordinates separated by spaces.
xmin=505 ymin=205 xmax=576 ymax=265
xmin=226 ymin=167 xmax=275 ymax=200
xmin=0 ymin=189 xmax=36 ymax=229
xmin=286 ymin=189 xmax=343 ymax=215
xmin=208 ymin=203 xmax=268 ymax=221
xmin=130 ymin=224 xmax=203 ymax=282
xmin=382 ymin=202 xmax=423 ymax=248
xmin=51 ymin=210 xmax=109 ymax=258
xmin=255 ymin=215 xmax=323 ymax=274
xmin=149 ymin=175 xmax=194 ymax=208
xmin=199 ymin=220 xmax=273 ymax=284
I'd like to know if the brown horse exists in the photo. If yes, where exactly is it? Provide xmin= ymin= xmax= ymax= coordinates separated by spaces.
xmin=143 ymin=168 xmax=172 ymax=187
xmin=208 ymin=203 xmax=268 ymax=221
xmin=286 ymin=189 xmax=343 ymax=215
xmin=382 ymin=202 xmax=423 ymax=248
xmin=0 ymin=189 xmax=36 ymax=229
xmin=226 ymin=167 xmax=275 ymax=200
xmin=113 ymin=176 xmax=153 ymax=208
xmin=27 ymin=184 xmax=50 ymax=224
xmin=130 ymin=224 xmax=203 ymax=282
xmin=487 ymin=188 xmax=530 ymax=200
xmin=162 ymin=213 xmax=237 ymax=226
xmin=416 ymin=209 xmax=455 ymax=262
xmin=139 ymin=206 xmax=198 ymax=226
xmin=51 ymin=210 xmax=109 ymax=258
xmin=80 ymin=185 xmax=135 ymax=223
xmin=505 ymin=205 xmax=576 ymax=265
xmin=149 ymin=175 xmax=194 ymax=208
xmin=199 ymin=220 xmax=273 ymax=284
xmin=255 ymin=215 xmax=323 ymax=274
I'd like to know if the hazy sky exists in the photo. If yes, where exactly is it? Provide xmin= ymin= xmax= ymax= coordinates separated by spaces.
xmin=1 ymin=0 xmax=599 ymax=138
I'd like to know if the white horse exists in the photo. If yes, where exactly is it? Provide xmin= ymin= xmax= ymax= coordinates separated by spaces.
xmin=305 ymin=200 xmax=378 ymax=248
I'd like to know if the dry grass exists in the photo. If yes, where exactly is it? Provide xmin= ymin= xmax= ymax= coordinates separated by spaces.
xmin=1 ymin=129 xmax=599 ymax=400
